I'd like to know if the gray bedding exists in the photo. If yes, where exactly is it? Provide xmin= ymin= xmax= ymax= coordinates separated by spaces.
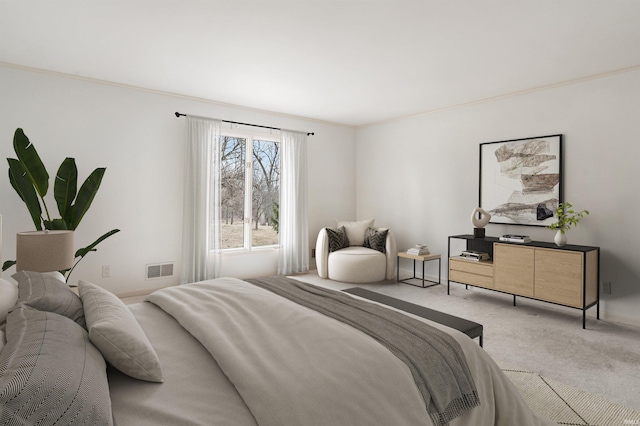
xmin=246 ymin=276 xmax=480 ymax=426
xmin=109 ymin=277 xmax=555 ymax=426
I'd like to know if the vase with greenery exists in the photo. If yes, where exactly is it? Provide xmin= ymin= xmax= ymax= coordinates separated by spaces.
xmin=546 ymin=202 xmax=589 ymax=246
xmin=3 ymin=128 xmax=120 ymax=280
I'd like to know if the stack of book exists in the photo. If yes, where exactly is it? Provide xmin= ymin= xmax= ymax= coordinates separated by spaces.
xmin=460 ymin=250 xmax=490 ymax=261
xmin=499 ymin=234 xmax=532 ymax=243
xmin=407 ymin=245 xmax=430 ymax=255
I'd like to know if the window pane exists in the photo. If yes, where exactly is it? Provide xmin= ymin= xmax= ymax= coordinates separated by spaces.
xmin=252 ymin=139 xmax=280 ymax=247
xmin=220 ymin=137 xmax=246 ymax=249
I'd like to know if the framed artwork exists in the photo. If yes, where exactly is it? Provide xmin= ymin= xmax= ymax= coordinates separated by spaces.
xmin=479 ymin=134 xmax=563 ymax=227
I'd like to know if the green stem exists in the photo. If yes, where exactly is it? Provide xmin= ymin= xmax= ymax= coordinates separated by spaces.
xmin=64 ymin=256 xmax=82 ymax=282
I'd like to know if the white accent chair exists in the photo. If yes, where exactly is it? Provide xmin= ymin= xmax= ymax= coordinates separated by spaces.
xmin=315 ymin=225 xmax=397 ymax=283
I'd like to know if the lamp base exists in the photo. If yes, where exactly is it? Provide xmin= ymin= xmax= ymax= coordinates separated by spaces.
xmin=473 ymin=228 xmax=486 ymax=238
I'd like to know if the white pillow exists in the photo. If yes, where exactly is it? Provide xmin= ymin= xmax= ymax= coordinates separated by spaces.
xmin=79 ymin=280 xmax=163 ymax=383
xmin=336 ymin=219 xmax=375 ymax=246
xmin=0 ymin=278 xmax=19 ymax=326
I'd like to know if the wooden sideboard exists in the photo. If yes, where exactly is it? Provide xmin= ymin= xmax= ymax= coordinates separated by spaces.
xmin=447 ymin=234 xmax=600 ymax=328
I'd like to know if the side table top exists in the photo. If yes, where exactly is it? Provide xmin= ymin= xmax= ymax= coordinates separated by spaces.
xmin=397 ymin=251 xmax=441 ymax=261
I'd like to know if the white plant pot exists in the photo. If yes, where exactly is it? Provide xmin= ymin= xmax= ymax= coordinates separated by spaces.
xmin=554 ymin=230 xmax=567 ymax=247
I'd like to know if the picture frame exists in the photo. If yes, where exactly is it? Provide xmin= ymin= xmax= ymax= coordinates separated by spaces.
xmin=479 ymin=134 xmax=563 ymax=227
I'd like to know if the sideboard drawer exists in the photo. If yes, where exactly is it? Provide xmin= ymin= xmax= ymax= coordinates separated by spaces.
xmin=449 ymin=258 xmax=493 ymax=276
xmin=449 ymin=258 xmax=494 ymax=289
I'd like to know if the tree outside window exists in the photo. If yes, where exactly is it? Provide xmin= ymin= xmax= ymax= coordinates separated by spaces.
xmin=220 ymin=133 xmax=279 ymax=250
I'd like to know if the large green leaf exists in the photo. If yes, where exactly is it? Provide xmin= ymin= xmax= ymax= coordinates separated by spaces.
xmin=2 ymin=260 xmax=16 ymax=272
xmin=13 ymin=128 xmax=49 ymax=197
xmin=69 ymin=168 xmax=106 ymax=230
xmin=44 ymin=218 xmax=69 ymax=230
xmin=74 ymin=229 xmax=120 ymax=258
xmin=8 ymin=158 xmax=43 ymax=230
xmin=54 ymin=157 xmax=78 ymax=221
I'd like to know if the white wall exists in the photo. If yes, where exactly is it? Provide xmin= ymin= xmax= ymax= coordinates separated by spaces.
xmin=0 ymin=65 xmax=356 ymax=294
xmin=356 ymin=69 xmax=640 ymax=326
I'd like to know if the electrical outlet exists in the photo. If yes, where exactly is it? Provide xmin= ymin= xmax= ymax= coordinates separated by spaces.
xmin=102 ymin=265 xmax=111 ymax=278
xmin=602 ymin=281 xmax=611 ymax=294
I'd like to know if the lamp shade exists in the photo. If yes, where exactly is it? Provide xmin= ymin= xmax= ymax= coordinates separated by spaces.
xmin=16 ymin=230 xmax=74 ymax=272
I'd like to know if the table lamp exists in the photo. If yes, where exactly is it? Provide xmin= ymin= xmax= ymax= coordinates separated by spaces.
xmin=16 ymin=230 xmax=74 ymax=273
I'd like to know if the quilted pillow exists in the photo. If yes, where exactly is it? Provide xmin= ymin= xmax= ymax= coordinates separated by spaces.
xmin=79 ymin=280 xmax=163 ymax=382
xmin=326 ymin=226 xmax=350 ymax=252
xmin=363 ymin=227 xmax=388 ymax=253
xmin=336 ymin=219 xmax=375 ymax=246
xmin=12 ymin=270 xmax=86 ymax=328
xmin=0 ymin=307 xmax=112 ymax=425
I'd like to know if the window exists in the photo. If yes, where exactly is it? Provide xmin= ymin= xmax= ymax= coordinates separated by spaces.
xmin=220 ymin=131 xmax=280 ymax=250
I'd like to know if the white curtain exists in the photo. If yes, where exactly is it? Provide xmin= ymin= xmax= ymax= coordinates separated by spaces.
xmin=181 ymin=117 xmax=222 ymax=284
xmin=278 ymin=130 xmax=309 ymax=274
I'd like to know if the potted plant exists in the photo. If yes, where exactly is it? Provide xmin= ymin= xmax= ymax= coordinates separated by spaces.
xmin=4 ymin=128 xmax=120 ymax=280
xmin=546 ymin=202 xmax=589 ymax=246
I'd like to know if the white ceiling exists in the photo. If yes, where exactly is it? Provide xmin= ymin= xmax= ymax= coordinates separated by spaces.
xmin=1 ymin=1 xmax=639 ymax=127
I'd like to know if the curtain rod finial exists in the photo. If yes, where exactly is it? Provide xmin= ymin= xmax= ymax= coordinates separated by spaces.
xmin=175 ymin=112 xmax=185 ymax=118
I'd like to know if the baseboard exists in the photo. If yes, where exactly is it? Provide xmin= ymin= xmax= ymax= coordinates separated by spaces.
xmin=586 ymin=309 xmax=640 ymax=328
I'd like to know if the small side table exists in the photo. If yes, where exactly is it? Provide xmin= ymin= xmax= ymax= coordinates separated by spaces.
xmin=397 ymin=252 xmax=441 ymax=288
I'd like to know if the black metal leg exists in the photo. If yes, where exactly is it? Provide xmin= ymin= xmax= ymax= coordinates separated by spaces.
xmin=398 ymin=256 xmax=441 ymax=289
xmin=583 ymin=311 xmax=586 ymax=329
xmin=513 ymin=295 xmax=516 ymax=306
xmin=479 ymin=335 xmax=483 ymax=347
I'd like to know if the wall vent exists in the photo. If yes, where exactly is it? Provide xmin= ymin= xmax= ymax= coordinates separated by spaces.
xmin=146 ymin=262 xmax=174 ymax=280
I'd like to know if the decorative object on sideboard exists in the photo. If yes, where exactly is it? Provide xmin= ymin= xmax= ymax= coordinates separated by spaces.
xmin=479 ymin=134 xmax=562 ymax=227
xmin=470 ymin=207 xmax=491 ymax=238
xmin=546 ymin=202 xmax=589 ymax=247
xmin=499 ymin=234 xmax=532 ymax=243
xmin=16 ymin=230 xmax=74 ymax=273
xmin=3 ymin=128 xmax=120 ymax=280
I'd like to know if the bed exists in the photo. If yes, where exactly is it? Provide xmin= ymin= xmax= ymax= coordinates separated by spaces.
xmin=0 ymin=271 xmax=555 ymax=426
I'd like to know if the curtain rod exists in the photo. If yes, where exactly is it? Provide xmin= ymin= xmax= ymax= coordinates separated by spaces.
xmin=174 ymin=112 xmax=314 ymax=136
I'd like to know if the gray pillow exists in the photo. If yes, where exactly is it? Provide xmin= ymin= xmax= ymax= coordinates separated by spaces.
xmin=0 ymin=306 xmax=113 ymax=425
xmin=326 ymin=226 xmax=350 ymax=252
xmin=12 ymin=270 xmax=86 ymax=328
xmin=363 ymin=227 xmax=388 ymax=253
xmin=79 ymin=280 xmax=163 ymax=382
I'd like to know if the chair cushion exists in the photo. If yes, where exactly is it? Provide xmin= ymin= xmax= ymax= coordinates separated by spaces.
xmin=336 ymin=219 xmax=375 ymax=246
xmin=328 ymin=246 xmax=386 ymax=283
